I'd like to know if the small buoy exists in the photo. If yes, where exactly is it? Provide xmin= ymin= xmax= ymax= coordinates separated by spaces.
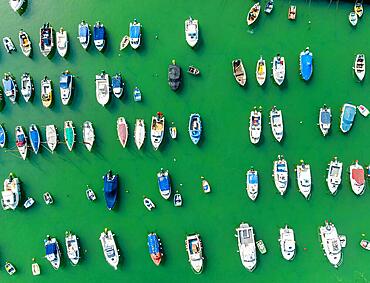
xmin=84 ymin=249 xmax=88 ymax=253
xmin=118 ymin=54 xmax=121 ymax=57
xmin=308 ymin=20 xmax=311 ymax=24
xmin=304 ymin=247 xmax=307 ymax=251
xmin=362 ymin=233 xmax=366 ymax=237
xmin=125 ymin=190 xmax=129 ymax=193
xmin=155 ymin=35 xmax=158 ymax=39
xmin=300 ymin=121 xmax=303 ymax=124
xmin=173 ymin=158 xmax=176 ymax=162
xmin=180 ymin=183 xmax=183 ymax=186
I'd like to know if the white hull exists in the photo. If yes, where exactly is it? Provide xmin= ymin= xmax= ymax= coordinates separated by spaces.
xmin=95 ymin=73 xmax=110 ymax=106
xmin=296 ymin=163 xmax=311 ymax=199
xmin=19 ymin=31 xmax=31 ymax=57
xmin=319 ymin=222 xmax=343 ymax=268
xmin=151 ymin=116 xmax=165 ymax=150
xmin=1 ymin=176 xmax=20 ymax=210
xmin=66 ymin=233 xmax=80 ymax=266
xmin=350 ymin=162 xmax=365 ymax=195
xmin=83 ymin=121 xmax=95 ymax=151
xmin=319 ymin=107 xmax=331 ymax=136
xmin=21 ymin=74 xmax=33 ymax=102
xmin=100 ymin=230 xmax=119 ymax=270
xmin=272 ymin=56 xmax=285 ymax=85
xmin=56 ymin=30 xmax=68 ymax=57
xmin=134 ymin=119 xmax=145 ymax=150
xmin=273 ymin=157 xmax=288 ymax=195
xmin=326 ymin=158 xmax=342 ymax=195
xmin=249 ymin=110 xmax=262 ymax=144
xmin=236 ymin=223 xmax=257 ymax=271
xmin=46 ymin=125 xmax=57 ymax=152
xmin=185 ymin=18 xmax=198 ymax=47
xmin=256 ymin=58 xmax=266 ymax=86
xmin=354 ymin=54 xmax=365 ymax=81
xmin=270 ymin=107 xmax=283 ymax=142
xmin=279 ymin=226 xmax=295 ymax=261
xmin=129 ymin=22 xmax=141 ymax=49
xmin=45 ymin=238 xmax=61 ymax=270
xmin=246 ymin=170 xmax=258 ymax=201
xmin=185 ymin=234 xmax=203 ymax=273
xmin=15 ymin=126 xmax=27 ymax=160
xmin=9 ymin=0 xmax=24 ymax=12
xmin=78 ymin=23 xmax=90 ymax=49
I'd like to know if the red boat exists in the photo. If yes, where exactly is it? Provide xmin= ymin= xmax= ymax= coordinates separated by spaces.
xmin=117 ymin=117 xmax=128 ymax=147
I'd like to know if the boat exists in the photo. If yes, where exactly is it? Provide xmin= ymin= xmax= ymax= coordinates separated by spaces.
xmin=93 ymin=21 xmax=105 ymax=51
xmin=31 ymin=259 xmax=40 ymax=276
xmin=353 ymin=54 xmax=365 ymax=81
xmin=86 ymin=186 xmax=96 ymax=201
xmin=300 ymin=47 xmax=313 ymax=81
xmin=189 ymin=113 xmax=202 ymax=144
xmin=44 ymin=236 xmax=61 ymax=270
xmin=134 ymin=119 xmax=145 ymax=150
xmin=95 ymin=71 xmax=110 ymax=106
xmin=3 ymin=37 xmax=16 ymax=53
xmin=249 ymin=108 xmax=262 ymax=144
xmin=201 ymin=178 xmax=211 ymax=193
xmin=1 ymin=173 xmax=20 ymax=210
xmin=168 ymin=60 xmax=181 ymax=91
xmin=350 ymin=160 xmax=365 ymax=195
xmin=9 ymin=0 xmax=24 ymax=12
xmin=296 ymin=160 xmax=311 ymax=199
xmin=117 ymin=117 xmax=128 ymax=148
xmin=368 ymin=165 xmax=370 ymax=178
xmin=256 ymin=240 xmax=267 ymax=254
xmin=232 ymin=59 xmax=246 ymax=86
xmin=319 ymin=105 xmax=331 ymax=136
xmin=246 ymin=168 xmax=258 ymax=201
xmin=5 ymin=262 xmax=16 ymax=275
xmin=188 ymin=66 xmax=200 ymax=76
xmin=43 ymin=192 xmax=53 ymax=205
xmin=82 ymin=121 xmax=95 ymax=151
xmin=64 ymin=121 xmax=75 ymax=151
xmin=185 ymin=17 xmax=198 ymax=47
xmin=148 ymin=233 xmax=162 ymax=266
xmin=169 ymin=127 xmax=177 ymax=139
xmin=39 ymin=23 xmax=53 ymax=57
xmin=119 ymin=35 xmax=129 ymax=50
xmin=354 ymin=0 xmax=364 ymax=18
xmin=151 ymin=113 xmax=165 ymax=150
xmin=24 ymin=197 xmax=35 ymax=208
xmin=256 ymin=57 xmax=266 ymax=86
xmin=339 ymin=235 xmax=347 ymax=248
xmin=288 ymin=5 xmax=296 ymax=20
xmin=0 ymin=124 xmax=6 ymax=148
xmin=235 ymin=223 xmax=257 ymax=271
xmin=247 ymin=2 xmax=261 ymax=25
xmin=264 ymin=0 xmax=274 ymax=14
xmin=18 ymin=30 xmax=31 ymax=56
xmin=270 ymin=106 xmax=283 ymax=142
xmin=78 ymin=21 xmax=90 ymax=50
xmin=99 ymin=228 xmax=119 ymax=270
xmin=144 ymin=197 xmax=155 ymax=211
xmin=3 ymin=73 xmax=18 ymax=103
xmin=349 ymin=11 xmax=358 ymax=26
xmin=360 ymin=240 xmax=370 ymax=250
xmin=56 ymin=27 xmax=68 ymax=57
xmin=340 ymin=103 xmax=356 ymax=133
xmin=15 ymin=126 xmax=27 ymax=160
xmin=173 ymin=192 xmax=183 ymax=207
xmin=319 ymin=221 xmax=344 ymax=268
xmin=60 ymin=71 xmax=73 ymax=105
xmin=279 ymin=225 xmax=296 ymax=260
xmin=326 ymin=157 xmax=343 ymax=195
xmin=157 ymin=169 xmax=171 ymax=200
xmin=40 ymin=76 xmax=52 ymax=108
xmin=358 ymin=105 xmax=369 ymax=117
xmin=20 ymin=73 xmax=33 ymax=102
xmin=46 ymin=125 xmax=58 ymax=152
xmin=103 ymin=170 xmax=118 ymax=210
xmin=65 ymin=231 xmax=80 ymax=266
xmin=133 ymin=86 xmax=142 ymax=102
xmin=29 ymin=124 xmax=40 ymax=154
xmin=272 ymin=54 xmax=285 ymax=85
xmin=273 ymin=155 xmax=288 ymax=196
xmin=111 ymin=74 xmax=123 ymax=98
xmin=129 ymin=19 xmax=141 ymax=49
xmin=185 ymin=234 xmax=203 ymax=273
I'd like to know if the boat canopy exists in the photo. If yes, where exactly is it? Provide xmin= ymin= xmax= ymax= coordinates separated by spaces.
xmin=352 ymin=168 xmax=365 ymax=185
xmin=94 ymin=25 xmax=105 ymax=40
xmin=248 ymin=172 xmax=258 ymax=184
xmin=45 ymin=243 xmax=57 ymax=255
xmin=130 ymin=25 xmax=140 ymax=39
xmin=321 ymin=111 xmax=331 ymax=124
xmin=158 ymin=175 xmax=170 ymax=192
xmin=79 ymin=26 xmax=88 ymax=38
xmin=112 ymin=76 xmax=122 ymax=88
xmin=3 ymin=79 xmax=14 ymax=91
xmin=343 ymin=106 xmax=356 ymax=124
xmin=41 ymin=29 xmax=51 ymax=45
xmin=60 ymin=74 xmax=71 ymax=89
xmin=148 ymin=234 xmax=160 ymax=254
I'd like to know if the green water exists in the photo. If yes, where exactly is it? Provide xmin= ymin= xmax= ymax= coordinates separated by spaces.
xmin=0 ymin=0 xmax=370 ymax=282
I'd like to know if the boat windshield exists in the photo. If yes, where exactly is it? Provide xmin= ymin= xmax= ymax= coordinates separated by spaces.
xmin=277 ymin=163 xmax=286 ymax=172
xmin=3 ymin=79 xmax=14 ymax=91
xmin=80 ymin=26 xmax=88 ymax=37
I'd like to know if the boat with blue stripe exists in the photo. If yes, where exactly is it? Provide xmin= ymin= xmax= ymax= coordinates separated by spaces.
xmin=300 ymin=47 xmax=313 ymax=81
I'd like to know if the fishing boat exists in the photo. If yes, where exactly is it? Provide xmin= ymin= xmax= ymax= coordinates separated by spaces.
xmin=272 ymin=54 xmax=285 ymax=85
xmin=326 ymin=157 xmax=343 ymax=195
xmin=256 ymin=57 xmax=266 ymax=86
xmin=247 ymin=2 xmax=261 ymax=25
xmin=256 ymin=240 xmax=267 ymax=254
xmin=86 ymin=186 xmax=96 ymax=201
xmin=9 ymin=0 xmax=24 ymax=12
xmin=246 ymin=168 xmax=258 ymax=201
xmin=232 ymin=59 xmax=246 ymax=86
xmin=39 ymin=23 xmax=53 ymax=57
xmin=296 ymin=160 xmax=311 ymax=199
xmin=273 ymin=155 xmax=288 ymax=196
xmin=235 ymin=223 xmax=257 ymax=271
xmin=169 ymin=127 xmax=177 ymax=139
xmin=129 ymin=19 xmax=141 ymax=49
xmin=188 ymin=66 xmax=200 ymax=76
xmin=31 ymin=259 xmax=40 ymax=276
xmin=64 ymin=121 xmax=75 ymax=151
xmin=319 ymin=105 xmax=331 ymax=136
xmin=95 ymin=71 xmax=110 ymax=106
xmin=43 ymin=192 xmax=53 ymax=205
xmin=144 ymin=197 xmax=155 ymax=211
xmin=189 ymin=113 xmax=202 ymax=144
xmin=353 ymin=54 xmax=365 ymax=81
xmin=78 ymin=21 xmax=90 ymax=50
xmin=358 ymin=105 xmax=369 ymax=117
xmin=3 ymin=73 xmax=18 ymax=103
xmin=133 ymin=86 xmax=142 ymax=102
xmin=148 ymin=233 xmax=162 ymax=266
xmin=202 ymin=178 xmax=211 ymax=193
xmin=41 ymin=76 xmax=52 ymax=108
xmin=15 ymin=126 xmax=27 ymax=160
xmin=300 ymin=47 xmax=313 ymax=81
xmin=20 ymin=73 xmax=33 ymax=102
xmin=249 ymin=108 xmax=262 ymax=144
xmin=103 ymin=170 xmax=118 ymax=210
xmin=56 ymin=27 xmax=68 ymax=57
xmin=174 ymin=192 xmax=183 ymax=207
xmin=157 ymin=169 xmax=171 ymax=200
xmin=265 ymin=0 xmax=274 ymax=14
xmin=349 ymin=12 xmax=358 ymax=26
xmin=0 ymin=125 xmax=6 ymax=148
xmin=270 ymin=106 xmax=283 ymax=142
xmin=18 ymin=30 xmax=31 ymax=56
xmin=29 ymin=124 xmax=40 ymax=154
xmin=82 ymin=121 xmax=95 ymax=151
xmin=44 ymin=236 xmax=61 ymax=270
xmin=168 ymin=60 xmax=181 ymax=91
xmin=319 ymin=221 xmax=344 ymax=268
xmin=350 ymin=160 xmax=365 ymax=195
xmin=134 ymin=119 xmax=145 ymax=150
xmin=5 ymin=262 xmax=16 ymax=275
xmin=60 ymin=71 xmax=73 ymax=105
xmin=1 ymin=173 xmax=20 ymax=210
xmin=288 ymin=5 xmax=296 ymax=20
xmin=65 ymin=231 xmax=80 ymax=266
xmin=151 ymin=113 xmax=165 ymax=150
xmin=119 ymin=35 xmax=129 ymax=50
xmin=100 ymin=228 xmax=119 ymax=269
xmin=360 ymin=240 xmax=370 ymax=250
xmin=24 ymin=197 xmax=35 ymax=208
xmin=117 ymin=117 xmax=128 ymax=148
xmin=340 ymin=103 xmax=356 ymax=133
xmin=3 ymin=37 xmax=16 ymax=53
xmin=279 ymin=225 xmax=295 ymax=261
xmin=112 ymin=74 xmax=123 ymax=98
xmin=46 ymin=125 xmax=58 ymax=152
xmin=93 ymin=21 xmax=105 ymax=51
xmin=354 ymin=0 xmax=364 ymax=17
xmin=185 ymin=17 xmax=198 ymax=47
xmin=185 ymin=234 xmax=203 ymax=274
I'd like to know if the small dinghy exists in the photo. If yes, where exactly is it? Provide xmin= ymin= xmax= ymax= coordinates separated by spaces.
xmin=265 ymin=0 xmax=274 ymax=14
xmin=143 ymin=197 xmax=155 ymax=211
xmin=151 ymin=112 xmax=165 ymax=150
xmin=358 ymin=105 xmax=369 ymax=117
xmin=31 ymin=259 xmax=40 ymax=276
xmin=1 ymin=173 xmax=20 ymax=210
xmin=185 ymin=17 xmax=198 ymax=47
xmin=60 ymin=71 xmax=73 ymax=105
xmin=300 ymin=47 xmax=313 ymax=81
xmin=157 ymin=169 xmax=171 ymax=200
xmin=279 ymin=225 xmax=295 ymax=261
xmin=169 ymin=127 xmax=177 ymax=139
xmin=44 ymin=236 xmax=61 ymax=270
xmin=129 ymin=19 xmax=141 ymax=49
xmin=256 ymin=57 xmax=266 ymax=86
xmin=319 ymin=221 xmax=344 ymax=268
xmin=173 ymin=192 xmax=183 ymax=207
xmin=168 ymin=60 xmax=181 ymax=91
xmin=29 ymin=124 xmax=40 ymax=154
xmin=82 ymin=121 xmax=95 ymax=151
xmin=95 ymin=71 xmax=110 ymax=106
xmin=349 ymin=11 xmax=358 ymax=26
xmin=296 ymin=160 xmax=311 ymax=199
xmin=99 ymin=228 xmax=119 ymax=270
xmin=273 ymin=155 xmax=288 ymax=196
xmin=119 ymin=35 xmax=129 ymax=50
xmin=270 ymin=106 xmax=283 ymax=142
xmin=148 ymin=233 xmax=162 ymax=266
xmin=43 ymin=192 xmax=53 ymax=205
xmin=189 ymin=113 xmax=202 ymax=144
xmin=133 ymin=86 xmax=142 ymax=102
xmin=354 ymin=0 xmax=364 ymax=18
xmin=340 ymin=103 xmax=356 ymax=133
xmin=360 ymin=239 xmax=370 ymax=250
xmin=288 ymin=5 xmax=296 ymax=20
xmin=15 ymin=126 xmax=27 ymax=160
xmin=249 ymin=108 xmax=262 ymax=144
xmin=134 ymin=119 xmax=145 ymax=150
xmin=41 ymin=76 xmax=52 ymax=108
xmin=232 ymin=59 xmax=246 ymax=86
xmin=3 ymin=73 xmax=18 ymax=104
xmin=18 ymin=30 xmax=31 ymax=57
xmin=112 ymin=73 xmax=124 ymax=98
xmin=46 ymin=125 xmax=58 ymax=152
xmin=21 ymin=73 xmax=34 ymax=102
xmin=319 ymin=105 xmax=331 ymax=136
xmin=56 ymin=27 xmax=68 ymax=57
xmin=188 ymin=66 xmax=200 ymax=76
xmin=5 ymin=262 xmax=16 ymax=275
xmin=354 ymin=54 xmax=365 ymax=81
xmin=64 ymin=121 xmax=75 ymax=151
xmin=326 ymin=157 xmax=343 ymax=195
xmin=201 ymin=177 xmax=211 ymax=193
xmin=103 ymin=170 xmax=118 ymax=210
xmin=185 ymin=234 xmax=204 ymax=274
xmin=93 ymin=21 xmax=105 ymax=51
xmin=65 ymin=231 xmax=80 ymax=266
xmin=0 ymin=125 xmax=6 ymax=148
xmin=246 ymin=168 xmax=258 ymax=201
xmin=256 ymin=240 xmax=267 ymax=254
xmin=235 ymin=223 xmax=257 ymax=271
xmin=24 ymin=197 xmax=35 ymax=208
xmin=350 ymin=160 xmax=365 ymax=195
xmin=272 ymin=54 xmax=285 ymax=85
xmin=247 ymin=2 xmax=261 ymax=26
xmin=117 ymin=117 xmax=128 ymax=148
xmin=9 ymin=0 xmax=24 ymax=12
xmin=78 ymin=21 xmax=90 ymax=50
xmin=39 ymin=23 xmax=53 ymax=57
xmin=86 ymin=186 xmax=96 ymax=201
xmin=3 ymin=37 xmax=16 ymax=53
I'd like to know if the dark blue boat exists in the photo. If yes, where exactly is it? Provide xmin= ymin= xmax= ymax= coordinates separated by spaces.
xmin=300 ymin=47 xmax=313 ymax=81
xmin=103 ymin=170 xmax=118 ymax=210
xmin=93 ymin=22 xmax=105 ymax=51
xmin=188 ymin=113 xmax=202 ymax=144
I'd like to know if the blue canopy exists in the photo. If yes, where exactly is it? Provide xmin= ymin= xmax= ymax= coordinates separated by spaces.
xmin=94 ymin=25 xmax=105 ymax=40
xmin=45 ymin=243 xmax=57 ymax=255
xmin=130 ymin=25 xmax=140 ymax=39
xmin=341 ymin=105 xmax=356 ymax=132
xmin=300 ymin=52 xmax=313 ymax=81
xmin=30 ymin=129 xmax=39 ymax=150
xmin=79 ymin=25 xmax=89 ymax=38
xmin=158 ymin=175 xmax=170 ymax=192
xmin=148 ymin=234 xmax=160 ymax=254
xmin=3 ymin=78 xmax=14 ymax=92
xmin=60 ymin=74 xmax=71 ymax=89
xmin=248 ymin=172 xmax=258 ymax=184
xmin=112 ymin=76 xmax=122 ymax=88
xmin=320 ymin=111 xmax=331 ymax=124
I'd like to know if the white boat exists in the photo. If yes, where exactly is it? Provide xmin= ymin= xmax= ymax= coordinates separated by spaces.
xmin=319 ymin=105 xmax=331 ymax=136
xmin=82 ymin=121 xmax=95 ymax=151
xmin=169 ymin=127 xmax=177 ymax=139
xmin=270 ymin=106 xmax=283 ymax=142
xmin=256 ymin=240 xmax=267 ymax=254
xmin=185 ymin=234 xmax=203 ymax=273
xmin=349 ymin=11 xmax=358 ymax=26
xmin=24 ymin=197 xmax=35 ymax=208
xmin=5 ymin=262 xmax=16 ymax=275
xmin=185 ymin=17 xmax=198 ymax=47
xmin=296 ymin=161 xmax=311 ymax=199
xmin=18 ymin=30 xmax=31 ymax=56
xmin=3 ymin=37 xmax=16 ymax=53
xmin=173 ymin=192 xmax=183 ymax=207
xmin=15 ymin=126 xmax=27 ymax=160
xmin=31 ymin=260 xmax=40 ymax=276
xmin=129 ymin=19 xmax=141 ymax=49
xmin=143 ymin=197 xmax=155 ymax=211
xmin=247 ymin=2 xmax=261 ymax=25
xmin=9 ymin=0 xmax=24 ymax=12
xmin=46 ymin=125 xmax=58 ymax=152
xmin=95 ymin=72 xmax=110 ymax=106
xmin=235 ymin=223 xmax=257 ymax=271
xmin=44 ymin=236 xmax=61 ymax=270
xmin=201 ymin=178 xmax=211 ymax=193
xmin=279 ymin=225 xmax=296 ymax=261
xmin=119 ymin=35 xmax=129 ymax=50
xmin=20 ymin=73 xmax=33 ymax=102
xmin=99 ymin=229 xmax=119 ymax=270
xmin=60 ymin=71 xmax=73 ymax=105
xmin=40 ymin=76 xmax=52 ymax=108
xmin=64 ymin=121 xmax=75 ymax=152
xmin=78 ymin=21 xmax=90 ymax=50
xmin=65 ymin=231 xmax=80 ymax=266
xmin=3 ymin=73 xmax=18 ymax=103
xmin=39 ymin=23 xmax=53 ymax=57
xmin=256 ymin=57 xmax=266 ymax=86
xmin=272 ymin=55 xmax=285 ymax=85
xmin=151 ymin=113 xmax=165 ymax=150
xmin=350 ymin=160 xmax=365 ymax=195
xmin=273 ymin=155 xmax=288 ymax=196
xmin=43 ymin=192 xmax=54 ymax=205
xmin=326 ymin=157 xmax=343 ymax=195
xmin=56 ymin=27 xmax=68 ymax=57
xmin=357 ymin=105 xmax=369 ymax=117
xmin=134 ymin=119 xmax=145 ymax=150
xmin=232 ymin=59 xmax=247 ymax=86
xmin=249 ymin=108 xmax=262 ymax=144
xmin=353 ymin=54 xmax=365 ymax=81
xmin=1 ymin=173 xmax=20 ymax=210
xmin=319 ymin=221 xmax=344 ymax=268
xmin=246 ymin=169 xmax=258 ymax=201
xmin=86 ymin=187 xmax=96 ymax=201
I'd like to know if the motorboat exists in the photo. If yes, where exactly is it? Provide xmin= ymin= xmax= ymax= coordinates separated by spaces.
xmin=134 ymin=119 xmax=145 ymax=150
xmin=117 ymin=117 xmax=128 ymax=148
xmin=18 ymin=30 xmax=31 ymax=56
xmin=3 ymin=37 xmax=16 ymax=53
xmin=296 ymin=160 xmax=311 ymax=199
xmin=272 ymin=54 xmax=285 ymax=85
xmin=39 ymin=23 xmax=53 ymax=57
xmin=133 ymin=86 xmax=142 ymax=102
xmin=86 ymin=186 xmax=96 ymax=201
xmin=246 ymin=168 xmax=258 ymax=201
xmin=185 ymin=234 xmax=203 ymax=273
xmin=1 ymin=173 xmax=20 ymax=210
xmin=188 ymin=66 xmax=200 ymax=76
xmin=78 ymin=21 xmax=90 ymax=50
xmin=247 ymin=2 xmax=261 ymax=25
xmin=256 ymin=240 xmax=267 ymax=254
xmin=144 ymin=197 xmax=155 ymax=211
xmin=185 ymin=17 xmax=198 ymax=47
xmin=151 ymin=113 xmax=165 ymax=150
xmin=0 ymin=125 xmax=6 ymax=148
xmin=103 ymin=170 xmax=118 ymax=210
xmin=120 ymin=35 xmax=129 ymax=50
xmin=60 ymin=71 xmax=73 ymax=105
xmin=319 ymin=221 xmax=345 ymax=268
xmin=148 ymin=233 xmax=162 ymax=266
xmin=65 ymin=231 xmax=80 ymax=266
xmin=349 ymin=11 xmax=358 ymax=26
xmin=326 ymin=157 xmax=343 ymax=195
xmin=256 ymin=57 xmax=266 ymax=86
xmin=319 ymin=105 xmax=331 ymax=136
xmin=46 ymin=125 xmax=58 ymax=152
xmin=355 ymin=0 xmax=364 ymax=17
xmin=129 ymin=19 xmax=141 ymax=49
xmin=157 ymin=169 xmax=171 ymax=200
xmin=288 ymin=5 xmax=296 ymax=20
xmin=21 ymin=73 xmax=33 ymax=102
xmin=360 ymin=239 xmax=370 ymax=250
xmin=340 ymin=103 xmax=356 ymax=133
xmin=24 ymin=197 xmax=35 ymax=208
xmin=279 ymin=225 xmax=295 ymax=260
xmin=299 ymin=47 xmax=313 ymax=81
xmin=29 ymin=124 xmax=40 ymax=154
xmin=5 ymin=262 xmax=16 ymax=275
xmin=64 ymin=121 xmax=75 ymax=151
xmin=99 ymin=228 xmax=119 ymax=270
xmin=93 ymin=21 xmax=105 ymax=51
xmin=43 ymin=192 xmax=53 ymax=205
xmin=3 ymin=73 xmax=18 ymax=103
xmin=350 ymin=160 xmax=365 ymax=195
xmin=9 ymin=0 xmax=24 ymax=12
xmin=15 ymin=126 xmax=27 ymax=160
xmin=357 ymin=105 xmax=369 ymax=117
xmin=173 ymin=192 xmax=183 ymax=207
xmin=232 ymin=59 xmax=246 ymax=86
xmin=188 ymin=113 xmax=202 ymax=144
xmin=169 ymin=127 xmax=177 ymax=139
xmin=265 ymin=0 xmax=274 ymax=14
xmin=44 ymin=236 xmax=61 ymax=270
xmin=31 ymin=259 xmax=40 ymax=276
xmin=168 ymin=60 xmax=181 ymax=91
xmin=270 ymin=106 xmax=283 ymax=142
xmin=83 ymin=121 xmax=95 ymax=151
xmin=353 ymin=54 xmax=365 ymax=81
xmin=235 ymin=223 xmax=257 ymax=271
xmin=40 ymin=76 xmax=52 ymax=108
xmin=56 ymin=27 xmax=68 ymax=57
xmin=202 ymin=178 xmax=211 ymax=193
xmin=95 ymin=71 xmax=110 ymax=106
xmin=112 ymin=73 xmax=123 ymax=98
xmin=249 ymin=108 xmax=262 ymax=144
xmin=273 ymin=155 xmax=288 ymax=196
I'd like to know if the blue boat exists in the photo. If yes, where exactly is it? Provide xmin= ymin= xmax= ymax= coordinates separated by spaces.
xmin=2 ymin=73 xmax=17 ymax=103
xmin=103 ymin=170 xmax=118 ymax=210
xmin=29 ymin=124 xmax=40 ymax=154
xmin=112 ymin=74 xmax=123 ymax=98
xmin=299 ymin=47 xmax=313 ymax=81
xmin=93 ymin=21 xmax=105 ymax=51
xmin=188 ymin=113 xmax=202 ymax=144
xmin=340 ymin=103 xmax=357 ymax=133
xmin=157 ymin=169 xmax=171 ymax=200
xmin=148 ymin=233 xmax=162 ymax=266
xmin=133 ymin=87 xmax=141 ymax=102
xmin=0 ymin=125 xmax=6 ymax=148
xmin=129 ymin=19 xmax=141 ymax=49
xmin=78 ymin=21 xmax=90 ymax=50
